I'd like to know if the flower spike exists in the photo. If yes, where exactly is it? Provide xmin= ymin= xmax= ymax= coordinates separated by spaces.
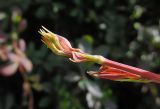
xmin=39 ymin=27 xmax=160 ymax=84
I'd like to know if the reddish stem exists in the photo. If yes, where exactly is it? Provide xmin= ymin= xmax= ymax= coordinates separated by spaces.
xmin=104 ymin=59 xmax=160 ymax=83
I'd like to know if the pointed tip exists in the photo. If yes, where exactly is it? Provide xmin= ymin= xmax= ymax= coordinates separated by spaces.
xmin=87 ymin=71 xmax=99 ymax=78
xmin=41 ymin=25 xmax=45 ymax=30
xmin=38 ymin=30 xmax=41 ymax=34
xmin=41 ymin=26 xmax=51 ymax=33
xmin=69 ymin=58 xmax=75 ymax=62
xmin=41 ymin=25 xmax=45 ymax=29
xmin=41 ymin=26 xmax=57 ymax=36
xmin=38 ymin=29 xmax=43 ymax=34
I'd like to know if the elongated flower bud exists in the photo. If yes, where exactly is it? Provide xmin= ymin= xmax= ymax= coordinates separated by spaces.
xmin=102 ymin=59 xmax=160 ymax=83
xmin=39 ymin=26 xmax=82 ymax=57
xmin=87 ymin=65 xmax=151 ymax=83
xmin=39 ymin=27 xmax=160 ymax=84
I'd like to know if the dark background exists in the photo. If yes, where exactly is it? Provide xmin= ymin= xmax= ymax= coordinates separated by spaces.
xmin=0 ymin=0 xmax=160 ymax=109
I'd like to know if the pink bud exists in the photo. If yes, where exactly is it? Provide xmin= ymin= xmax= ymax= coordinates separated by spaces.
xmin=39 ymin=26 xmax=83 ymax=57
xmin=98 ymin=66 xmax=141 ymax=81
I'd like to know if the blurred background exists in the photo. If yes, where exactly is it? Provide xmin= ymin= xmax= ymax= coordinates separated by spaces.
xmin=0 ymin=0 xmax=160 ymax=109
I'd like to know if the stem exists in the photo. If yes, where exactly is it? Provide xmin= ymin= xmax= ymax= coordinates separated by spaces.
xmin=21 ymin=73 xmax=34 ymax=109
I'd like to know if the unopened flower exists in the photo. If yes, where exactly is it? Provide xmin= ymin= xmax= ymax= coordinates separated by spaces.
xmin=88 ymin=59 xmax=160 ymax=83
xmin=87 ymin=65 xmax=149 ymax=83
xmin=39 ymin=27 xmax=160 ymax=84
xmin=39 ymin=26 xmax=104 ymax=63
xmin=39 ymin=26 xmax=82 ymax=57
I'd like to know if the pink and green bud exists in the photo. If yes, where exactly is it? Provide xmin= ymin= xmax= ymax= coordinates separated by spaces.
xmin=39 ymin=27 xmax=160 ymax=84
xmin=39 ymin=26 xmax=82 ymax=57
xmin=87 ymin=65 xmax=150 ymax=83
xmin=103 ymin=59 xmax=160 ymax=83
xmin=88 ymin=59 xmax=160 ymax=83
